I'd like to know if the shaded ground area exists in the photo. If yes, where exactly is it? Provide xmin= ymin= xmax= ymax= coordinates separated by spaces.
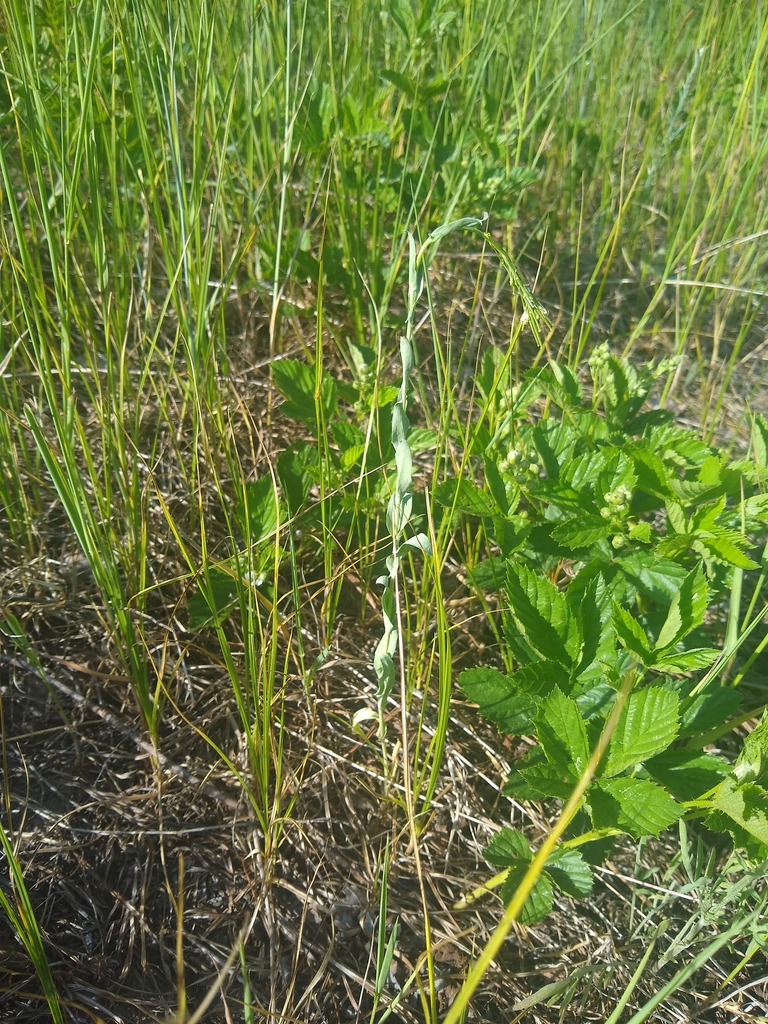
xmin=2 ymin=587 xmax=767 ymax=1022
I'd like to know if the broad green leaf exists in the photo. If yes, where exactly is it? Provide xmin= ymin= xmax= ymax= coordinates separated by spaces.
xmin=679 ymin=688 xmax=743 ymax=737
xmin=604 ymin=687 xmax=679 ymax=777
xmin=628 ymin=521 xmax=652 ymax=543
xmin=573 ymin=682 xmax=616 ymax=720
xmin=501 ymin=863 xmax=554 ymax=925
xmin=536 ymin=688 xmax=589 ymax=775
xmin=484 ymin=827 xmax=531 ymax=866
xmin=516 ymin=660 xmax=572 ymax=694
xmin=531 ymin=422 xmax=561 ymax=479
xmin=733 ymin=710 xmax=768 ymax=785
xmin=273 ymin=358 xmax=337 ymax=424
xmin=630 ymin=448 xmax=671 ymax=498
xmin=612 ymin=603 xmax=652 ymax=664
xmin=655 ymin=564 xmax=708 ymax=651
xmin=511 ymin=761 xmax=582 ymax=800
xmin=665 ymin=500 xmax=687 ymax=534
xmin=654 ymin=647 xmax=720 ymax=673
xmin=189 ymin=567 xmax=239 ymax=630
xmin=564 ymin=449 xmax=608 ymax=491
xmin=645 ymin=750 xmax=730 ymax=802
xmin=459 ymin=668 xmax=538 ymax=734
xmin=751 ymin=413 xmax=768 ymax=468
xmin=433 ymin=477 xmax=499 ymax=517
xmin=332 ymin=419 xmax=365 ymax=452
xmin=590 ymin=777 xmax=682 ymax=838
xmin=484 ymin=456 xmax=511 ymax=513
xmin=573 ymin=575 xmax=614 ymax=681
xmin=705 ymin=809 xmax=768 ymax=859
xmin=549 ymin=360 xmax=583 ymax=406
xmin=341 ymin=444 xmax=367 ymax=470
xmin=236 ymin=476 xmax=279 ymax=542
xmin=697 ymin=534 xmax=760 ymax=570
xmin=712 ymin=777 xmax=768 ymax=846
xmin=506 ymin=563 xmax=578 ymax=665
xmin=595 ymin=451 xmax=636 ymax=508
xmin=618 ymin=553 xmax=688 ymax=602
xmin=690 ymin=495 xmax=726 ymax=531
xmin=466 ymin=557 xmax=506 ymax=590
xmin=551 ymin=515 xmax=611 ymax=549
xmin=277 ymin=443 xmax=316 ymax=514
xmin=545 ymin=848 xmax=593 ymax=898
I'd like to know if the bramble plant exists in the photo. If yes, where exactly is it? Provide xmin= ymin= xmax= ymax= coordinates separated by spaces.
xmin=452 ymin=347 xmax=768 ymax=924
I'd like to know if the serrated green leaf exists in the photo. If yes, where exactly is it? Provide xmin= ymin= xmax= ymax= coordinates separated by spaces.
xmin=698 ymin=534 xmax=760 ymax=569
xmin=536 ymin=688 xmax=589 ymax=775
xmin=712 ymin=777 xmax=768 ymax=846
xmin=466 ymin=557 xmax=506 ymax=591
xmin=273 ymin=358 xmax=337 ymax=424
xmin=564 ymin=449 xmax=608 ymax=491
xmin=679 ymin=688 xmax=743 ymax=737
xmin=573 ymin=575 xmax=614 ymax=681
xmin=655 ymin=564 xmax=708 ymax=651
xmin=506 ymin=563 xmax=578 ymax=665
xmin=501 ymin=863 xmax=554 ymax=925
xmin=484 ymin=456 xmax=511 ymax=513
xmin=630 ymin=448 xmax=671 ymax=498
xmin=551 ymin=515 xmax=611 ymax=549
xmin=235 ymin=476 xmax=279 ymax=542
xmin=612 ymin=603 xmax=652 ymax=664
xmin=604 ymin=687 xmax=679 ymax=777
xmin=590 ymin=777 xmax=682 ymax=838
xmin=433 ymin=477 xmax=499 ymax=517
xmin=665 ymin=499 xmax=687 ymax=534
xmin=629 ymin=521 xmax=652 ymax=543
xmin=596 ymin=451 xmax=636 ymax=507
xmin=332 ymin=419 xmax=365 ymax=452
xmin=545 ymin=848 xmax=593 ymax=898
xmin=751 ymin=413 xmax=768 ymax=468
xmin=484 ymin=827 xmax=531 ymax=867
xmin=645 ymin=750 xmax=730 ymax=802
xmin=189 ymin=567 xmax=239 ymax=629
xmin=549 ymin=360 xmax=583 ymax=406
xmin=459 ymin=668 xmax=539 ymax=734
xmin=740 ymin=492 xmax=768 ymax=517
xmin=340 ymin=444 xmax=367 ymax=470
xmin=654 ymin=647 xmax=720 ymax=673
xmin=697 ymin=455 xmax=722 ymax=486
xmin=277 ymin=443 xmax=316 ymax=514
xmin=507 ymin=762 xmax=580 ymax=800
xmin=733 ymin=710 xmax=768 ymax=785
xmin=618 ymin=553 xmax=688 ymax=602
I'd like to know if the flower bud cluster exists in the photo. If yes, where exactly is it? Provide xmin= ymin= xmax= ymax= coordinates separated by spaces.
xmin=588 ymin=342 xmax=611 ymax=374
xmin=499 ymin=447 xmax=542 ymax=478
xmin=599 ymin=483 xmax=632 ymax=519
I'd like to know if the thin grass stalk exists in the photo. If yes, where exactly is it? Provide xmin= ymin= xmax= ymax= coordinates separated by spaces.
xmin=0 ymin=822 xmax=64 ymax=1024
